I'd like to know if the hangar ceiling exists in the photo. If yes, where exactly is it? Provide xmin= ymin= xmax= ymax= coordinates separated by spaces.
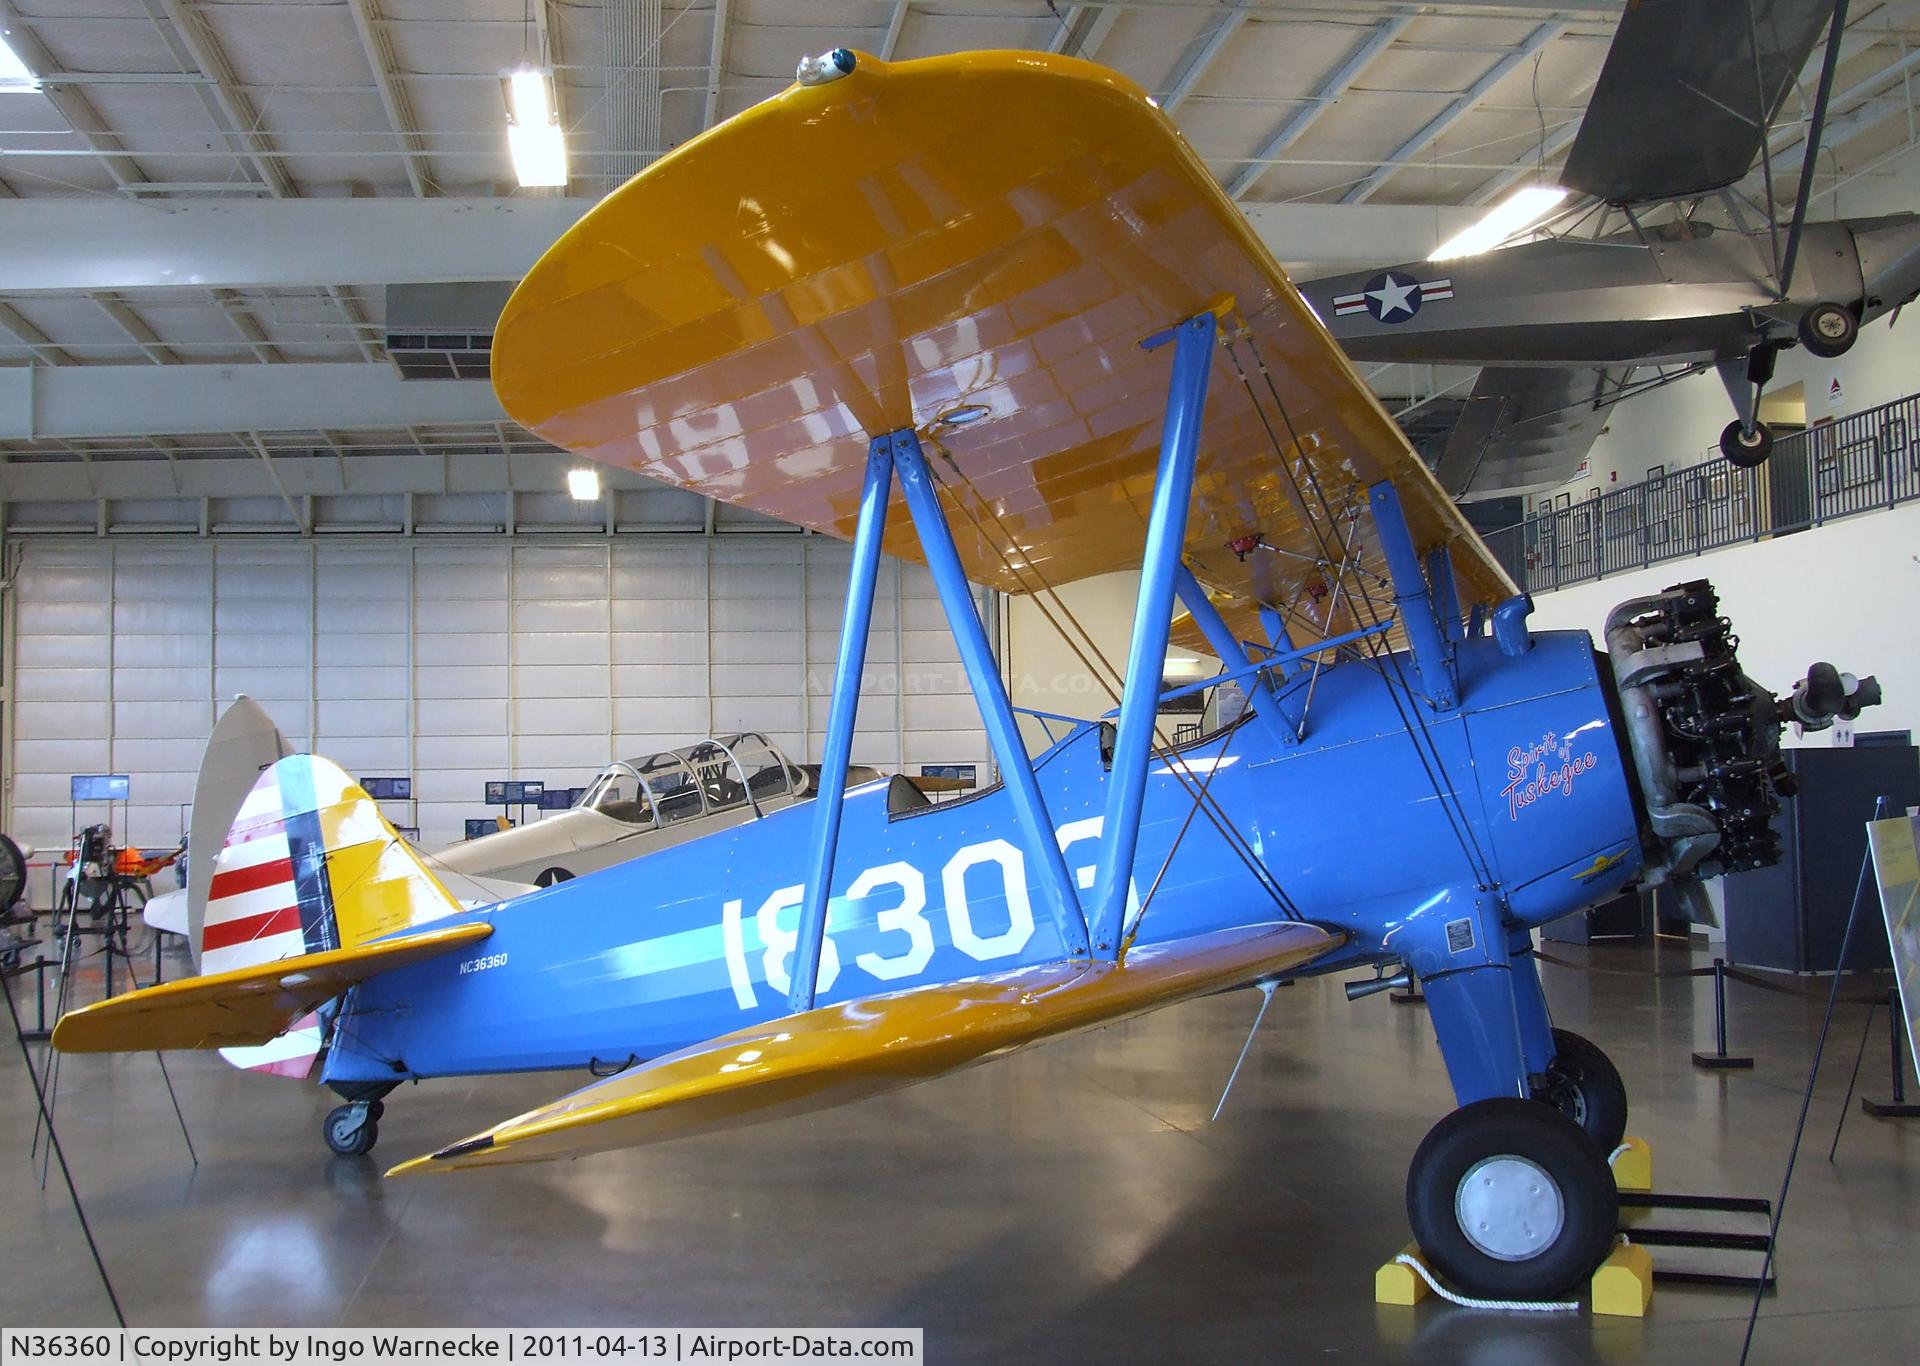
xmin=3 ymin=0 xmax=1919 ymax=530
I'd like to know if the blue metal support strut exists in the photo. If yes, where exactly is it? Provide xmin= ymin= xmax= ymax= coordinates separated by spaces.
xmin=1090 ymin=311 xmax=1217 ymax=959
xmin=1426 ymin=544 xmax=1464 ymax=642
xmin=1366 ymin=480 xmax=1458 ymax=710
xmin=1257 ymin=606 xmax=1297 ymax=676
xmin=892 ymin=430 xmax=1089 ymax=958
xmin=789 ymin=437 xmax=894 ymax=1012
xmin=1172 ymin=565 xmax=1298 ymax=744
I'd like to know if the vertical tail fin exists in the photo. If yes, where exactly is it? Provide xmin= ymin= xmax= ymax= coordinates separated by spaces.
xmin=203 ymin=754 xmax=464 ymax=1079
xmin=202 ymin=753 xmax=463 ymax=975
xmin=187 ymin=695 xmax=295 ymax=968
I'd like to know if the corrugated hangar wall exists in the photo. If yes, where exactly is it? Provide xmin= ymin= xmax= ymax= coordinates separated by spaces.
xmin=2 ymin=537 xmax=989 ymax=856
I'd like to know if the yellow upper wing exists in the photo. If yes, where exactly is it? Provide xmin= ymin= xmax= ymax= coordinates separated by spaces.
xmin=390 ymin=921 xmax=1337 ymax=1174
xmin=492 ymin=50 xmax=1512 ymax=648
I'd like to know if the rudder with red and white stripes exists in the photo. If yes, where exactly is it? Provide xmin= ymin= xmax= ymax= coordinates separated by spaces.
xmin=202 ymin=764 xmax=336 ymax=974
xmin=201 ymin=753 xmax=463 ymax=1076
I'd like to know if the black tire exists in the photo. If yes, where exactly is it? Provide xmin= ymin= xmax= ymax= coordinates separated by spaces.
xmin=534 ymin=866 xmax=575 ymax=888
xmin=1798 ymin=301 xmax=1858 ymax=358
xmin=0 ymin=834 xmax=27 ymax=918
xmin=1720 ymin=418 xmax=1772 ymax=468
xmin=1407 ymin=1097 xmax=1618 ymax=1300
xmin=324 ymin=1104 xmax=378 ymax=1157
xmin=1534 ymin=1027 xmax=1628 ymax=1153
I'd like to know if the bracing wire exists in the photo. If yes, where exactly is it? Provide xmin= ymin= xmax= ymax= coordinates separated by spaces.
xmin=1227 ymin=331 xmax=1498 ymax=891
xmin=919 ymin=439 xmax=1304 ymax=924
xmin=1123 ymin=725 xmax=1241 ymax=956
xmin=922 ymin=443 xmax=1301 ymax=922
xmin=922 ymin=444 xmax=1305 ymax=924
xmin=1279 ymin=447 xmax=1498 ymax=890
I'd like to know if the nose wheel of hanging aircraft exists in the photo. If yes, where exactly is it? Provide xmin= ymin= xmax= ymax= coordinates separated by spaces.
xmin=1406 ymin=1098 xmax=1618 ymax=1300
xmin=1531 ymin=1028 xmax=1629 ymax=1153
xmin=1718 ymin=418 xmax=1773 ymax=468
xmin=1798 ymin=301 xmax=1859 ymax=358
xmin=324 ymin=1101 xmax=381 ymax=1157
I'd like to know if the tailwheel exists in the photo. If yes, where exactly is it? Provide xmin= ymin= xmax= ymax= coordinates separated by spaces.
xmin=1406 ymin=1098 xmax=1617 ymax=1300
xmin=324 ymin=1102 xmax=379 ymax=1158
xmin=1719 ymin=419 xmax=1772 ymax=468
xmin=1533 ymin=1027 xmax=1628 ymax=1153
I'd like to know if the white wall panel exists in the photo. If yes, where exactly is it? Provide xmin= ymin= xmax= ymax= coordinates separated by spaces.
xmin=415 ymin=664 xmax=509 ymax=700
xmin=6 ymin=537 xmax=988 ymax=858
xmin=13 ymin=667 xmax=109 ymax=701
xmin=15 ymin=633 xmax=109 ymax=669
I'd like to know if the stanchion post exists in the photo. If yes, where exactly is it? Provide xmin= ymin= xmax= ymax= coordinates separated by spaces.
xmin=1693 ymin=957 xmax=1755 ymax=1070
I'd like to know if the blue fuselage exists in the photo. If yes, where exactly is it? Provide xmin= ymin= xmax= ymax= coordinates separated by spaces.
xmin=325 ymin=629 xmax=1642 ymax=1092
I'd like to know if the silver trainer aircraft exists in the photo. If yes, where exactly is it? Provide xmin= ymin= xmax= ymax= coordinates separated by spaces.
xmin=1299 ymin=0 xmax=1920 ymax=500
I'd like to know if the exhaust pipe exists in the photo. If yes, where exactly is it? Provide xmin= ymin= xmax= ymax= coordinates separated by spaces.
xmin=1346 ymin=971 xmax=1412 ymax=1002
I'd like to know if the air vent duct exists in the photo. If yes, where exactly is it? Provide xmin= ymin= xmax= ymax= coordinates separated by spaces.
xmin=384 ymin=282 xmax=513 ymax=381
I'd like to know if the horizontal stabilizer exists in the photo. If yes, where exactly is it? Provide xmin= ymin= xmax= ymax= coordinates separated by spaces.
xmin=53 ymin=921 xmax=492 ymax=1054
xmin=389 ymin=921 xmax=1339 ymax=1175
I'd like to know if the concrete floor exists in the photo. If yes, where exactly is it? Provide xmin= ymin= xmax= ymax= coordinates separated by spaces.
xmin=4 ymin=931 xmax=1916 ymax=1363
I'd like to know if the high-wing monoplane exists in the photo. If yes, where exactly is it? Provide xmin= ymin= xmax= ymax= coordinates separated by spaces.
xmin=55 ymin=49 xmax=1880 ymax=1303
xmin=1300 ymin=0 xmax=1920 ymax=499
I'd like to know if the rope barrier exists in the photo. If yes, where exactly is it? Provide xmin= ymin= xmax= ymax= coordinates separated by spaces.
xmin=1532 ymin=946 xmax=1888 ymax=1005
xmin=1531 ymin=947 xmax=1700 ymax=979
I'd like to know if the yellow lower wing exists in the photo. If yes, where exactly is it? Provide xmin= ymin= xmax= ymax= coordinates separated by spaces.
xmin=389 ymin=921 xmax=1339 ymax=1176
xmin=52 ymin=921 xmax=492 ymax=1054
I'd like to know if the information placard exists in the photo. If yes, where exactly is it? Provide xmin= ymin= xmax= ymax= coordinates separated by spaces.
xmin=919 ymin=763 xmax=978 ymax=789
xmin=70 ymin=774 xmax=131 ymax=802
xmin=1868 ymin=813 xmax=1920 ymax=1092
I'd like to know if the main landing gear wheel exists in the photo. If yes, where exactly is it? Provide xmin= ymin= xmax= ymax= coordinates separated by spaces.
xmin=534 ymin=866 xmax=575 ymax=888
xmin=1406 ymin=1097 xmax=1618 ymax=1300
xmin=1533 ymin=1027 xmax=1628 ymax=1153
xmin=1720 ymin=419 xmax=1773 ymax=468
xmin=324 ymin=1103 xmax=379 ymax=1157
xmin=1798 ymin=302 xmax=1859 ymax=358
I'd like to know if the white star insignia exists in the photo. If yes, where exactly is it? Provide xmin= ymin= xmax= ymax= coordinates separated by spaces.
xmin=1367 ymin=274 xmax=1419 ymax=318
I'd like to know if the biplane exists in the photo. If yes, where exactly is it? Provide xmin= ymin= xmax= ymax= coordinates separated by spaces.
xmin=54 ymin=49 xmax=1878 ymax=1301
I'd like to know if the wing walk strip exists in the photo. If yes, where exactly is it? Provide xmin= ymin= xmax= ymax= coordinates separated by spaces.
xmin=389 ymin=921 xmax=1342 ymax=1174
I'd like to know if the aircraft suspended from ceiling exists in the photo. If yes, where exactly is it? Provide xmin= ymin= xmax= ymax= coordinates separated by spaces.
xmin=1298 ymin=0 xmax=1920 ymax=500
xmin=55 ymin=48 xmax=1882 ymax=1304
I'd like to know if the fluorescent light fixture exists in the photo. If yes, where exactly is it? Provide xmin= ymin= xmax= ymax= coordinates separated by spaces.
xmin=567 ymin=467 xmax=600 ymax=501
xmin=0 ymin=30 xmax=40 ymax=93
xmin=504 ymin=65 xmax=567 ymax=188
xmin=1429 ymin=185 xmax=1569 ymax=261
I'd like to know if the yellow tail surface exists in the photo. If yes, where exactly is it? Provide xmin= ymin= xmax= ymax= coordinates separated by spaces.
xmin=55 ymin=753 xmax=476 ymax=1059
xmin=200 ymin=753 xmax=463 ymax=974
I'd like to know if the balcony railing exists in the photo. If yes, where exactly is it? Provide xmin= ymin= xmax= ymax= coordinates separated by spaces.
xmin=1480 ymin=390 xmax=1920 ymax=594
